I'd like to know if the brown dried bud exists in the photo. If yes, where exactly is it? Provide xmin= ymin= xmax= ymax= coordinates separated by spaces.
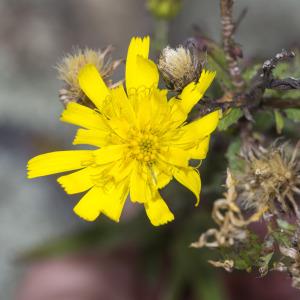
xmin=158 ymin=45 xmax=205 ymax=92
xmin=56 ymin=47 xmax=122 ymax=107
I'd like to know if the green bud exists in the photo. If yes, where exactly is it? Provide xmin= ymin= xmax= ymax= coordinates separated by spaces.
xmin=147 ymin=0 xmax=182 ymax=20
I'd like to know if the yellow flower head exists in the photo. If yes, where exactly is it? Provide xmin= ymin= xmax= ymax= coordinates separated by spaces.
xmin=27 ymin=36 xmax=219 ymax=226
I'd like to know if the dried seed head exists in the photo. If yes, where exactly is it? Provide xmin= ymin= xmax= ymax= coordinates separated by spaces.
xmin=56 ymin=47 xmax=122 ymax=107
xmin=158 ymin=45 xmax=205 ymax=92
xmin=237 ymin=141 xmax=300 ymax=217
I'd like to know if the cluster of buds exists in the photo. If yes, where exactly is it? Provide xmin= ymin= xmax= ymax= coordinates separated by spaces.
xmin=56 ymin=47 xmax=122 ymax=107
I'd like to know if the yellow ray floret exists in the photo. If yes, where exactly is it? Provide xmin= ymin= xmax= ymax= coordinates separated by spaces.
xmin=27 ymin=36 xmax=220 ymax=226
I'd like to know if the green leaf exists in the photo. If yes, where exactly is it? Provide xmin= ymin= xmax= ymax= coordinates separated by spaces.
xmin=253 ymin=111 xmax=274 ymax=131
xmin=272 ymin=230 xmax=293 ymax=248
xmin=204 ymin=38 xmax=233 ymax=90
xmin=218 ymin=108 xmax=243 ymax=131
xmin=220 ymin=233 xmax=262 ymax=271
xmin=225 ymin=138 xmax=245 ymax=173
xmin=207 ymin=55 xmax=232 ymax=89
xmin=285 ymin=108 xmax=300 ymax=122
xmin=276 ymin=219 xmax=296 ymax=232
xmin=274 ymin=109 xmax=284 ymax=134
xmin=258 ymin=252 xmax=274 ymax=276
xmin=243 ymin=64 xmax=261 ymax=83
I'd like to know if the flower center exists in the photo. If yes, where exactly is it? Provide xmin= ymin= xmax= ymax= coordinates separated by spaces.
xmin=128 ymin=130 xmax=159 ymax=163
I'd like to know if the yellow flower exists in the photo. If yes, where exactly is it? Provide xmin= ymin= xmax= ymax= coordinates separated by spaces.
xmin=27 ymin=36 xmax=219 ymax=226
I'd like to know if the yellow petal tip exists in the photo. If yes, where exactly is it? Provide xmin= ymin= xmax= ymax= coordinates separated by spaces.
xmin=151 ymin=213 xmax=175 ymax=227
xmin=73 ymin=206 xmax=100 ymax=222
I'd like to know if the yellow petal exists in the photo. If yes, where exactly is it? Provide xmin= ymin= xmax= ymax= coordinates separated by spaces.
xmin=78 ymin=64 xmax=111 ymax=110
xmin=150 ymin=162 xmax=173 ymax=189
xmin=100 ymin=182 xmax=129 ymax=222
xmin=130 ymin=163 xmax=153 ymax=203
xmin=109 ymin=160 xmax=134 ymax=182
xmin=61 ymin=102 xmax=106 ymax=130
xmin=73 ymin=128 xmax=110 ymax=147
xmin=159 ymin=147 xmax=190 ymax=167
xmin=73 ymin=186 xmax=101 ymax=221
xmin=108 ymin=117 xmax=131 ymax=140
xmin=57 ymin=167 xmax=94 ymax=194
xmin=110 ymin=85 xmax=136 ymax=121
xmin=94 ymin=145 xmax=125 ymax=164
xmin=73 ymin=181 xmax=129 ymax=222
xmin=27 ymin=150 xmax=93 ymax=178
xmin=170 ymin=70 xmax=216 ymax=124
xmin=134 ymin=56 xmax=159 ymax=90
xmin=173 ymin=167 xmax=201 ymax=206
xmin=135 ymin=88 xmax=169 ymax=130
xmin=179 ymin=69 xmax=216 ymax=112
xmin=175 ymin=110 xmax=220 ymax=145
xmin=126 ymin=36 xmax=159 ymax=92
xmin=187 ymin=136 xmax=210 ymax=159
xmin=126 ymin=37 xmax=150 ymax=90
xmin=144 ymin=193 xmax=174 ymax=226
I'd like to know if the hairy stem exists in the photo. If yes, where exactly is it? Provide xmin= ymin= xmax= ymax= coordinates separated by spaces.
xmin=220 ymin=0 xmax=245 ymax=91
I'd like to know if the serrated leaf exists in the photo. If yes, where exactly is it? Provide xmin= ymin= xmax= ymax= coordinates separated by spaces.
xmin=285 ymin=108 xmax=300 ymax=122
xmin=274 ymin=109 xmax=284 ymax=134
xmin=218 ymin=108 xmax=243 ymax=131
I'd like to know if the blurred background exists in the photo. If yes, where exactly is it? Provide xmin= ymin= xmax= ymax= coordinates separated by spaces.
xmin=0 ymin=0 xmax=300 ymax=299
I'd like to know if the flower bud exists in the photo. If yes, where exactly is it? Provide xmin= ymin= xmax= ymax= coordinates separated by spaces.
xmin=147 ymin=0 xmax=182 ymax=20
xmin=158 ymin=44 xmax=205 ymax=91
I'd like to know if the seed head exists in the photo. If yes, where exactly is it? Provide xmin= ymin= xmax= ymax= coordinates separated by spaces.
xmin=56 ymin=47 xmax=122 ymax=107
xmin=158 ymin=45 xmax=205 ymax=92
xmin=237 ymin=141 xmax=300 ymax=217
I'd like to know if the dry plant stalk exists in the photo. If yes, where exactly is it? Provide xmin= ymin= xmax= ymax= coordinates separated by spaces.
xmin=194 ymin=141 xmax=300 ymax=287
xmin=191 ymin=170 xmax=261 ymax=250
xmin=220 ymin=0 xmax=245 ymax=91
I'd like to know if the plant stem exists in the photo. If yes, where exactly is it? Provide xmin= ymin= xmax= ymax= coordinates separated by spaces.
xmin=220 ymin=0 xmax=245 ymax=91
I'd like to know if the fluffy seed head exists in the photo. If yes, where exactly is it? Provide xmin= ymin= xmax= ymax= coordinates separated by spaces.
xmin=237 ymin=142 xmax=300 ymax=217
xmin=57 ymin=47 xmax=122 ymax=107
xmin=158 ymin=45 xmax=205 ymax=92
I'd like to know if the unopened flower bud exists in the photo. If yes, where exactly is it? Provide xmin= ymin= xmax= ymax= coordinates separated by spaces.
xmin=158 ymin=45 xmax=205 ymax=91
xmin=147 ymin=0 xmax=182 ymax=20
